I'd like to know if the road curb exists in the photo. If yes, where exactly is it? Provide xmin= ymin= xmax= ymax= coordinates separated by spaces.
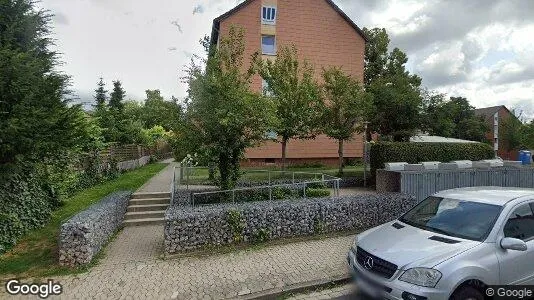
xmin=237 ymin=274 xmax=352 ymax=300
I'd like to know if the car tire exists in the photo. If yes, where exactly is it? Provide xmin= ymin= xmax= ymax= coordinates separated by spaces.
xmin=451 ymin=286 xmax=484 ymax=300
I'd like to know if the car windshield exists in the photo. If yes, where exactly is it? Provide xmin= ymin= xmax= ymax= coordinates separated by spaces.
xmin=399 ymin=196 xmax=502 ymax=241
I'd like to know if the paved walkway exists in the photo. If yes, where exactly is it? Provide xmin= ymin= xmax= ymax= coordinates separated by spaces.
xmin=0 ymin=161 xmax=359 ymax=299
xmin=136 ymin=159 xmax=176 ymax=193
xmin=49 ymin=234 xmax=353 ymax=299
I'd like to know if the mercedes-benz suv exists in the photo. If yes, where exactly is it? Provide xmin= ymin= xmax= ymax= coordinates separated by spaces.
xmin=347 ymin=187 xmax=534 ymax=300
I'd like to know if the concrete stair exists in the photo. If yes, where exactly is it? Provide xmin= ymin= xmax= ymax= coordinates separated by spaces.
xmin=123 ymin=192 xmax=170 ymax=227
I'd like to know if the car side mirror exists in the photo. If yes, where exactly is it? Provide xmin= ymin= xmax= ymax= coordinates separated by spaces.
xmin=500 ymin=237 xmax=528 ymax=251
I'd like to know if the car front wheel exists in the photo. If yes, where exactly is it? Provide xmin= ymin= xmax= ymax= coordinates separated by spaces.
xmin=451 ymin=286 xmax=484 ymax=300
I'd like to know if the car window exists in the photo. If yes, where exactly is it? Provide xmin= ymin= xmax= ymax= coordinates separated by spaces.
xmin=503 ymin=203 xmax=534 ymax=241
xmin=399 ymin=196 xmax=502 ymax=241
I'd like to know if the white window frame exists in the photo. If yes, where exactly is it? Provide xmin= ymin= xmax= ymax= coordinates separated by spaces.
xmin=261 ymin=35 xmax=276 ymax=55
xmin=261 ymin=6 xmax=277 ymax=25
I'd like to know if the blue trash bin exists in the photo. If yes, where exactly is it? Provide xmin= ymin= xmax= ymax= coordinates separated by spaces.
xmin=520 ymin=150 xmax=532 ymax=165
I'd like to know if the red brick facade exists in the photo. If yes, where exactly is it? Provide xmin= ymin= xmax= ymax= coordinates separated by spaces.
xmin=213 ymin=0 xmax=367 ymax=166
xmin=474 ymin=105 xmax=519 ymax=160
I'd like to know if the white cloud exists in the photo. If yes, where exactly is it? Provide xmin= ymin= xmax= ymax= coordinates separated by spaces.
xmin=39 ymin=0 xmax=533 ymax=120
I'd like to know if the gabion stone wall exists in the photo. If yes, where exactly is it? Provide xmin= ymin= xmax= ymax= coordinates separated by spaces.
xmin=58 ymin=191 xmax=132 ymax=267
xmin=164 ymin=193 xmax=416 ymax=254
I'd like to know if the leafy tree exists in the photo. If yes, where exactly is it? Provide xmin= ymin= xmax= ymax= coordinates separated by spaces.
xmin=321 ymin=67 xmax=373 ymax=175
xmin=363 ymin=28 xmax=389 ymax=86
xmin=422 ymin=96 xmax=489 ymax=142
xmin=142 ymin=90 xmax=182 ymax=130
xmin=93 ymin=77 xmax=107 ymax=111
xmin=109 ymin=80 xmax=125 ymax=111
xmin=522 ymin=120 xmax=534 ymax=149
xmin=500 ymin=110 xmax=527 ymax=151
xmin=0 ymin=0 xmax=92 ymax=251
xmin=183 ymin=26 xmax=275 ymax=189
xmin=0 ymin=0 xmax=89 ymax=166
xmin=363 ymin=27 xmax=422 ymax=141
xmin=367 ymin=75 xmax=422 ymax=141
xmin=253 ymin=46 xmax=323 ymax=168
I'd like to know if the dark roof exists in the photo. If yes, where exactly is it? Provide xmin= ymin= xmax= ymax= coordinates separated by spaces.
xmin=210 ymin=0 xmax=368 ymax=45
xmin=473 ymin=105 xmax=510 ymax=120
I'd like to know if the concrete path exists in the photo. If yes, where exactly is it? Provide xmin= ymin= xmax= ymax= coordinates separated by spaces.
xmin=4 ymin=161 xmax=355 ymax=299
xmin=136 ymin=160 xmax=176 ymax=193
xmin=46 ymin=234 xmax=353 ymax=299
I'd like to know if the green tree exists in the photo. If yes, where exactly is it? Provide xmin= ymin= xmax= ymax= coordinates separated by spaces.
xmin=253 ymin=46 xmax=323 ymax=168
xmin=109 ymin=80 xmax=125 ymax=111
xmin=423 ymin=96 xmax=489 ymax=142
xmin=0 ymin=0 xmax=92 ymax=252
xmin=363 ymin=27 xmax=423 ymax=141
xmin=321 ymin=67 xmax=373 ymax=175
xmin=184 ymin=26 xmax=275 ymax=189
xmin=522 ymin=120 xmax=534 ymax=149
xmin=0 ymin=0 xmax=88 ymax=166
xmin=142 ymin=90 xmax=182 ymax=130
xmin=500 ymin=110 xmax=526 ymax=151
xmin=93 ymin=77 xmax=107 ymax=111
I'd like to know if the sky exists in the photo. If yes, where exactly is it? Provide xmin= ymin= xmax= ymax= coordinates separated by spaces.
xmin=40 ymin=0 xmax=534 ymax=119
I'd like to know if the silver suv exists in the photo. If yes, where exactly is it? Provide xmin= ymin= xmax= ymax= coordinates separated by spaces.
xmin=347 ymin=187 xmax=534 ymax=300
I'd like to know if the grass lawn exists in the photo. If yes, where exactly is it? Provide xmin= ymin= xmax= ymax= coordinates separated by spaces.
xmin=0 ymin=162 xmax=167 ymax=280
xmin=181 ymin=165 xmax=366 ymax=185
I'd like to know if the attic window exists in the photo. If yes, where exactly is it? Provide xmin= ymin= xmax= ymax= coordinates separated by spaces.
xmin=262 ymin=6 xmax=276 ymax=25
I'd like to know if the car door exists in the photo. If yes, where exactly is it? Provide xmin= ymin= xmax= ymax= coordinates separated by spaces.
xmin=496 ymin=202 xmax=534 ymax=285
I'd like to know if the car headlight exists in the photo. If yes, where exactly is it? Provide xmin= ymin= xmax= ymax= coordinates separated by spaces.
xmin=399 ymin=268 xmax=442 ymax=287
xmin=351 ymin=235 xmax=358 ymax=252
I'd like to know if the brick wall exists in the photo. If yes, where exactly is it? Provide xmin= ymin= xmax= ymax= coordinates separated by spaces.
xmin=218 ymin=0 xmax=367 ymax=160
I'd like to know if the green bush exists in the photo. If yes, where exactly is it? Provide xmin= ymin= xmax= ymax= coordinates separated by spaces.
xmin=0 ymin=169 xmax=55 ymax=254
xmin=306 ymin=188 xmax=331 ymax=198
xmin=192 ymin=185 xmax=332 ymax=205
xmin=370 ymin=142 xmax=495 ymax=176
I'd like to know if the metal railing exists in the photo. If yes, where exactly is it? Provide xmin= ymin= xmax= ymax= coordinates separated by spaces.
xmin=190 ymin=175 xmax=341 ymax=207
xmin=170 ymin=166 xmax=176 ymax=205
xmin=173 ymin=163 xmax=342 ymax=207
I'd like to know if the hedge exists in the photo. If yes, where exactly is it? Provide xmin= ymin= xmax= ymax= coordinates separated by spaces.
xmin=0 ymin=170 xmax=55 ymax=254
xmin=370 ymin=142 xmax=495 ymax=177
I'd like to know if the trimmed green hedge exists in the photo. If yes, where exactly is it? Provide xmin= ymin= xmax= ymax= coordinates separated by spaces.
xmin=370 ymin=142 xmax=495 ymax=176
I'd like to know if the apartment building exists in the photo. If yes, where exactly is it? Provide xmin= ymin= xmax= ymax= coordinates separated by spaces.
xmin=211 ymin=0 xmax=367 ymax=166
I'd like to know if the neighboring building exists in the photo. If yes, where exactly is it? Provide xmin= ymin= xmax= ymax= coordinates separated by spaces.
xmin=210 ymin=0 xmax=367 ymax=166
xmin=410 ymin=135 xmax=478 ymax=144
xmin=474 ymin=105 xmax=518 ymax=160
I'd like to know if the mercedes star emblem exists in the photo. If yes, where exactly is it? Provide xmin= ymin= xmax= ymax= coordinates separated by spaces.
xmin=364 ymin=256 xmax=374 ymax=270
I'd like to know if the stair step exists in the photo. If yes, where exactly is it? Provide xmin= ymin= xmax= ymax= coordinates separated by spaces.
xmin=124 ymin=210 xmax=165 ymax=220
xmin=123 ymin=217 xmax=165 ymax=227
xmin=129 ymin=198 xmax=170 ymax=205
xmin=127 ymin=204 xmax=169 ymax=212
xmin=131 ymin=192 xmax=170 ymax=199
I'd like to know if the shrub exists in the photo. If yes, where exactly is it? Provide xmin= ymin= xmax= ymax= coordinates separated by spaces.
xmin=370 ymin=142 xmax=495 ymax=176
xmin=0 ymin=170 xmax=54 ymax=254
xmin=190 ymin=185 xmax=332 ymax=205
xmin=306 ymin=188 xmax=331 ymax=198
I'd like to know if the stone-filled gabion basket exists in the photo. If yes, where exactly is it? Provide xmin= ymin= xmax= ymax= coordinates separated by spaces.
xmin=58 ymin=191 xmax=132 ymax=267
xmin=164 ymin=193 xmax=416 ymax=254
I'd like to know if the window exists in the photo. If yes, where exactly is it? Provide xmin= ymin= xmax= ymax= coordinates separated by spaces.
xmin=399 ymin=196 xmax=502 ymax=241
xmin=262 ymin=79 xmax=273 ymax=96
xmin=261 ymin=35 xmax=276 ymax=55
xmin=504 ymin=203 xmax=534 ymax=241
xmin=264 ymin=131 xmax=277 ymax=140
xmin=262 ymin=6 xmax=276 ymax=24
